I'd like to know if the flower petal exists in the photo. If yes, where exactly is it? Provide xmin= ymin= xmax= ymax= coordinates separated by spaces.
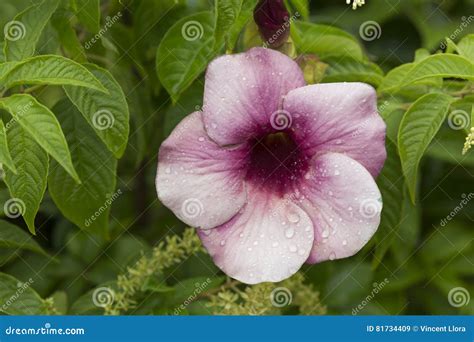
xmin=298 ymin=153 xmax=382 ymax=263
xmin=203 ymin=47 xmax=305 ymax=146
xmin=198 ymin=190 xmax=314 ymax=284
xmin=156 ymin=112 xmax=247 ymax=229
xmin=283 ymin=82 xmax=386 ymax=177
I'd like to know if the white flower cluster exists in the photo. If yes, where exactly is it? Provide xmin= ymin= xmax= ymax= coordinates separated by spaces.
xmin=346 ymin=0 xmax=365 ymax=10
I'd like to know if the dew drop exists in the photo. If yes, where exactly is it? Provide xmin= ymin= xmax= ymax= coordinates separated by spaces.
xmin=322 ymin=229 xmax=329 ymax=238
xmin=289 ymin=244 xmax=297 ymax=253
xmin=287 ymin=212 xmax=300 ymax=223
xmin=285 ymin=228 xmax=295 ymax=239
xmin=329 ymin=252 xmax=336 ymax=260
xmin=342 ymin=240 xmax=347 ymax=246
xmin=198 ymin=136 xmax=205 ymax=142
xmin=272 ymin=242 xmax=279 ymax=248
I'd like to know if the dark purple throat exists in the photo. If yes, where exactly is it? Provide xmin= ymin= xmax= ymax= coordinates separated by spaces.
xmin=244 ymin=131 xmax=310 ymax=196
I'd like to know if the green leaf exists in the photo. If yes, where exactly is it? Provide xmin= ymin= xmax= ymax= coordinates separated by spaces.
xmin=292 ymin=21 xmax=364 ymax=60
xmin=0 ymin=55 xmax=107 ymax=93
xmin=227 ymin=0 xmax=258 ymax=50
xmin=72 ymin=0 xmax=101 ymax=33
xmin=48 ymin=99 xmax=117 ymax=238
xmin=51 ymin=9 xmax=87 ymax=63
xmin=426 ymin=129 xmax=474 ymax=167
xmin=322 ymin=56 xmax=384 ymax=87
xmin=457 ymin=34 xmax=474 ymax=60
xmin=398 ymin=93 xmax=454 ymax=203
xmin=157 ymin=11 xmax=216 ymax=102
xmin=373 ymin=140 xmax=406 ymax=268
xmin=379 ymin=54 xmax=474 ymax=93
xmin=215 ymin=0 xmax=242 ymax=49
xmin=4 ymin=124 xmax=48 ymax=235
xmin=0 ymin=94 xmax=79 ymax=182
xmin=64 ymin=64 xmax=130 ymax=158
xmin=0 ymin=273 xmax=47 ymax=315
xmin=0 ymin=119 xmax=16 ymax=173
xmin=287 ymin=0 xmax=309 ymax=20
xmin=3 ymin=0 xmax=60 ymax=61
xmin=0 ymin=220 xmax=49 ymax=257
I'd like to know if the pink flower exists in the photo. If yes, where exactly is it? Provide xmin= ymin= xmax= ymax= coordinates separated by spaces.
xmin=156 ymin=48 xmax=386 ymax=284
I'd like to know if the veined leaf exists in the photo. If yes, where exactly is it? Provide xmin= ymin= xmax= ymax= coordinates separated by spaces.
xmin=292 ymin=21 xmax=364 ymax=60
xmin=322 ymin=56 xmax=384 ymax=87
xmin=4 ymin=124 xmax=48 ymax=235
xmin=227 ymin=0 xmax=258 ymax=50
xmin=398 ymin=93 xmax=454 ymax=203
xmin=287 ymin=0 xmax=309 ymax=20
xmin=64 ymin=64 xmax=130 ymax=158
xmin=71 ymin=0 xmax=100 ymax=33
xmin=0 ymin=55 xmax=106 ymax=92
xmin=0 ymin=119 xmax=16 ymax=173
xmin=0 ymin=273 xmax=47 ymax=315
xmin=3 ymin=0 xmax=60 ymax=61
xmin=0 ymin=220 xmax=49 ymax=257
xmin=379 ymin=54 xmax=474 ymax=93
xmin=157 ymin=11 xmax=216 ymax=102
xmin=215 ymin=0 xmax=242 ymax=49
xmin=373 ymin=140 xmax=405 ymax=268
xmin=0 ymin=94 xmax=79 ymax=182
xmin=48 ymin=99 xmax=117 ymax=238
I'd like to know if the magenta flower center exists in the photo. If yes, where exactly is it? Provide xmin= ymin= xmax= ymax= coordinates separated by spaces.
xmin=245 ymin=131 xmax=310 ymax=195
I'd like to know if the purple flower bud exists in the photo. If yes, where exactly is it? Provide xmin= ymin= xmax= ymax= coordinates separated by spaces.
xmin=254 ymin=0 xmax=290 ymax=48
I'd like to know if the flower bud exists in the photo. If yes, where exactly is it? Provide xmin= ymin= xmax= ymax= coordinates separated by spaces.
xmin=253 ymin=0 xmax=290 ymax=48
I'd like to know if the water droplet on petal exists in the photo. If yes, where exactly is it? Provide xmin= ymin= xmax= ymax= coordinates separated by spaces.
xmin=289 ymin=244 xmax=297 ymax=253
xmin=287 ymin=211 xmax=300 ymax=223
xmin=329 ymin=252 xmax=336 ymax=260
xmin=322 ymin=229 xmax=329 ymax=238
xmin=285 ymin=228 xmax=295 ymax=239
xmin=342 ymin=240 xmax=347 ymax=246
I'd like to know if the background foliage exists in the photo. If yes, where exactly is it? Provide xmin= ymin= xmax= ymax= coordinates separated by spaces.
xmin=0 ymin=0 xmax=472 ymax=315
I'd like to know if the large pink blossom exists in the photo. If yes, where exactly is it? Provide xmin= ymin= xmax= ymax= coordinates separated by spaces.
xmin=156 ymin=47 xmax=386 ymax=284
